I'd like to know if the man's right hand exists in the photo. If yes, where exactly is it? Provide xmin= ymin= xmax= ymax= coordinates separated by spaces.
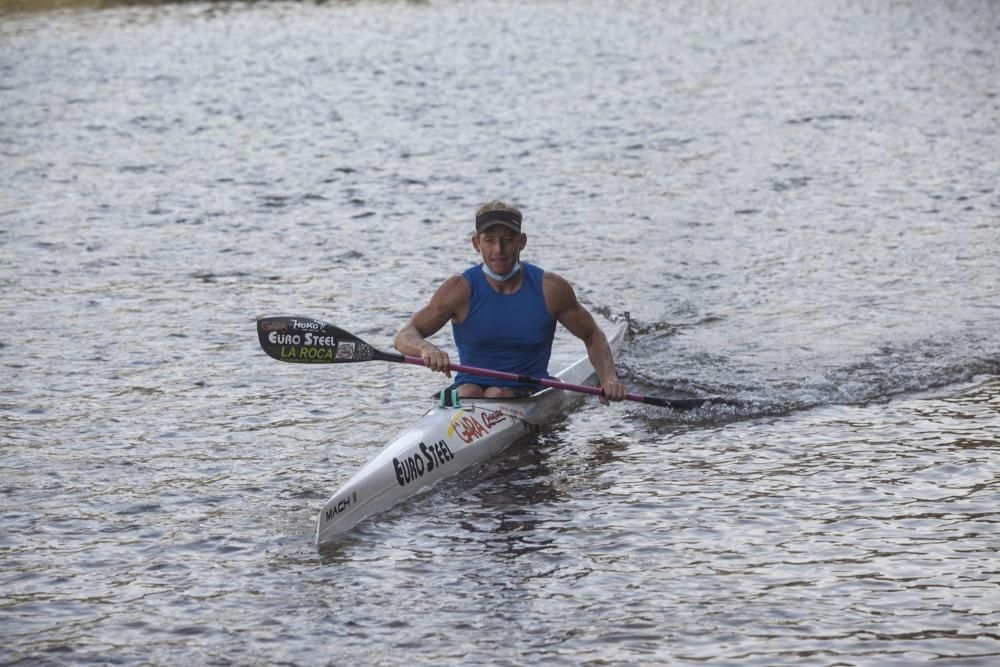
xmin=420 ymin=344 xmax=452 ymax=378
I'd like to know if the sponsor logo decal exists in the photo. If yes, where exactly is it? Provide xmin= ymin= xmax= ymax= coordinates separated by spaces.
xmin=449 ymin=414 xmax=488 ymax=444
xmin=279 ymin=346 xmax=335 ymax=362
xmin=324 ymin=491 xmax=358 ymax=522
xmin=480 ymin=409 xmax=509 ymax=429
xmin=392 ymin=439 xmax=455 ymax=487
xmin=269 ymin=331 xmax=343 ymax=362
xmin=447 ymin=406 xmax=517 ymax=444
xmin=260 ymin=320 xmax=288 ymax=332
xmin=290 ymin=319 xmax=322 ymax=332
xmin=269 ymin=331 xmax=340 ymax=347
xmin=335 ymin=342 xmax=356 ymax=360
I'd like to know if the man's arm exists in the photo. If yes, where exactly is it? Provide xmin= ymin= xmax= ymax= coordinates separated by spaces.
xmin=544 ymin=273 xmax=628 ymax=403
xmin=394 ymin=275 xmax=469 ymax=377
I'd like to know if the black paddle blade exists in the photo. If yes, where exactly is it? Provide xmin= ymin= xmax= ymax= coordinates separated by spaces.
xmin=257 ymin=316 xmax=383 ymax=364
xmin=640 ymin=396 xmax=743 ymax=411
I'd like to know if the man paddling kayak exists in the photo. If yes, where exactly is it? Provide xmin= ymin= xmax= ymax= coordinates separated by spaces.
xmin=394 ymin=200 xmax=628 ymax=404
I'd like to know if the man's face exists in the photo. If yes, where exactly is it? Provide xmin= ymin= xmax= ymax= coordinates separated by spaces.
xmin=473 ymin=226 xmax=525 ymax=275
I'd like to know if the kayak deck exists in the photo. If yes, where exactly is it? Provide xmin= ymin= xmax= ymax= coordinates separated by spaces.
xmin=315 ymin=324 xmax=626 ymax=546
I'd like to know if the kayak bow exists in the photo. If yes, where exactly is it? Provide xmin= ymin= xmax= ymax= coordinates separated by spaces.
xmin=315 ymin=324 xmax=627 ymax=545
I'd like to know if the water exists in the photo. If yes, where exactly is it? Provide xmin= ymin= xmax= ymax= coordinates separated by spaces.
xmin=2 ymin=0 xmax=999 ymax=664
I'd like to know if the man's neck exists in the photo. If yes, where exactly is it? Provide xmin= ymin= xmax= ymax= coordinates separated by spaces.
xmin=484 ymin=268 xmax=524 ymax=294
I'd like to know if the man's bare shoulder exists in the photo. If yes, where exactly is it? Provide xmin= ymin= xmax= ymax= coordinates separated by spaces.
xmin=541 ymin=270 xmax=579 ymax=316
xmin=425 ymin=273 xmax=472 ymax=321
xmin=435 ymin=273 xmax=470 ymax=302
xmin=542 ymin=270 xmax=572 ymax=289
xmin=401 ymin=273 xmax=472 ymax=339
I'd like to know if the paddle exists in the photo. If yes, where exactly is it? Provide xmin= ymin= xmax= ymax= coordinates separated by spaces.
xmin=256 ymin=316 xmax=729 ymax=411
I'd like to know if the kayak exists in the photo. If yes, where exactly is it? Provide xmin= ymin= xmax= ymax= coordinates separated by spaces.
xmin=315 ymin=324 xmax=627 ymax=546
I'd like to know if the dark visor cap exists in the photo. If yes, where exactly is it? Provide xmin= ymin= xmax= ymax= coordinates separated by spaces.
xmin=475 ymin=209 xmax=522 ymax=233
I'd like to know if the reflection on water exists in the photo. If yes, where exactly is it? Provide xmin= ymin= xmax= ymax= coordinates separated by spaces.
xmin=2 ymin=0 xmax=999 ymax=664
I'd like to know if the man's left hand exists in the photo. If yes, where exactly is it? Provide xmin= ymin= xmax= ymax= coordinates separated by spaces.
xmin=600 ymin=380 xmax=628 ymax=405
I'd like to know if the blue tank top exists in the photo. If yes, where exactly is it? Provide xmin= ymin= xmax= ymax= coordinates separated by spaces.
xmin=452 ymin=262 xmax=556 ymax=388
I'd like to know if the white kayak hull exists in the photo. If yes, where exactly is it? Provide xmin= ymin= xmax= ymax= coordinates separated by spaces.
xmin=316 ymin=325 xmax=625 ymax=546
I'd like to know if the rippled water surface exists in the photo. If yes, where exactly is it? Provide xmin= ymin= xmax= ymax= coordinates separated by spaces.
xmin=2 ymin=1 xmax=999 ymax=665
